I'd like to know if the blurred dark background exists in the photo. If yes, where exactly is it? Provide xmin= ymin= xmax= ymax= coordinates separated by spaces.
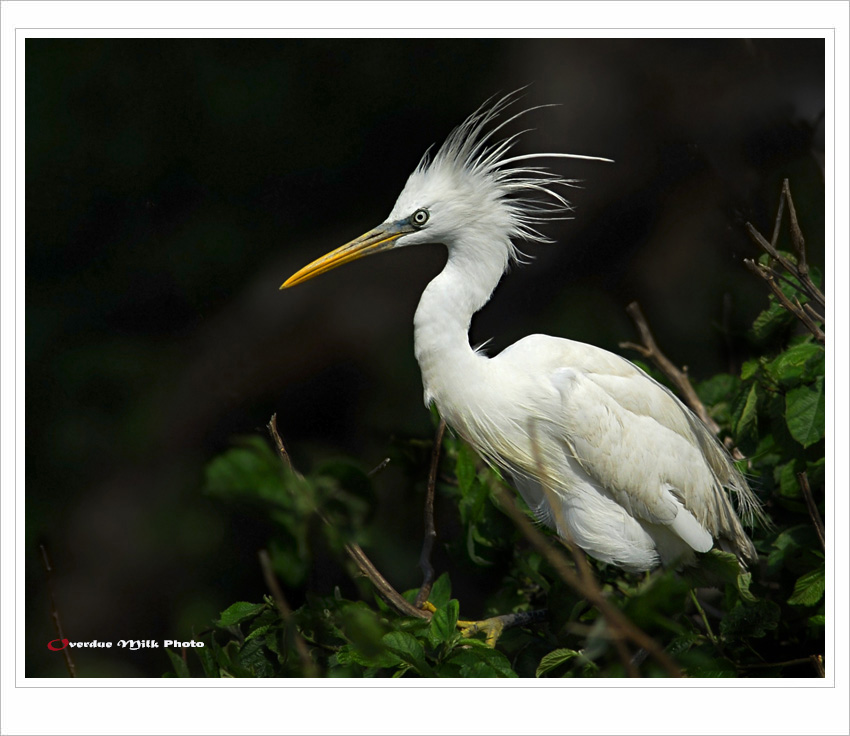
xmin=26 ymin=38 xmax=824 ymax=676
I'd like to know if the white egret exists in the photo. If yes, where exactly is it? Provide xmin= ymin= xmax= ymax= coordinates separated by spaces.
xmin=282 ymin=91 xmax=763 ymax=572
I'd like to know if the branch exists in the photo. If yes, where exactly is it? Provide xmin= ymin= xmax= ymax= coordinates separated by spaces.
xmin=267 ymin=413 xmax=294 ymax=473
xmin=258 ymin=549 xmax=318 ymax=677
xmin=743 ymin=258 xmax=825 ymax=343
xmin=744 ymin=179 xmax=825 ymax=342
xmin=40 ymin=545 xmax=77 ymax=677
xmin=266 ymin=415 xmax=431 ymax=623
xmin=342 ymin=541 xmax=430 ymax=620
xmin=620 ymin=302 xmax=722 ymax=436
xmin=415 ymin=419 xmax=447 ymax=608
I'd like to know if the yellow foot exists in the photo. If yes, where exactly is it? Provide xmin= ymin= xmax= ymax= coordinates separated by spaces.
xmin=419 ymin=602 xmax=545 ymax=647
xmin=458 ymin=617 xmax=505 ymax=647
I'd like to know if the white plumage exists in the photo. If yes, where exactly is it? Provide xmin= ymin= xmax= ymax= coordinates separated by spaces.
xmin=283 ymin=91 xmax=762 ymax=572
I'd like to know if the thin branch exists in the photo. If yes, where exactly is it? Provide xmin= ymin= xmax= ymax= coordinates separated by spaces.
xmin=797 ymin=471 xmax=825 ymax=551
xmin=744 ymin=259 xmax=825 ymax=343
xmin=415 ymin=419 xmax=447 ymax=608
xmin=745 ymin=222 xmax=825 ymax=309
xmin=39 ymin=545 xmax=76 ymax=677
xmin=783 ymin=179 xmax=808 ymax=277
xmin=620 ymin=302 xmax=726 ymax=439
xmin=266 ymin=415 xmax=431 ymax=623
xmin=258 ymin=549 xmax=318 ymax=677
xmin=689 ymin=589 xmax=717 ymax=645
xmin=744 ymin=180 xmax=824 ymax=310
xmin=769 ymin=178 xmax=787 ymax=248
xmin=267 ymin=413 xmax=294 ymax=473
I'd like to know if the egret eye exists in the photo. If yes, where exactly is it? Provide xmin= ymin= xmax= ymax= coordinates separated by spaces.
xmin=411 ymin=208 xmax=430 ymax=228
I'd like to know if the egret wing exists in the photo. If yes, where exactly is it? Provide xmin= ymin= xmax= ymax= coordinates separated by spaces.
xmin=498 ymin=334 xmax=750 ymax=556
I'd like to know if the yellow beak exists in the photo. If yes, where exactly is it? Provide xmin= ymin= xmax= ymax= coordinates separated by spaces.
xmin=281 ymin=223 xmax=408 ymax=289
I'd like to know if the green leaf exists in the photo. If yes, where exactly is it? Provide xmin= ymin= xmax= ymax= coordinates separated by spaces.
xmin=216 ymin=601 xmax=266 ymax=627
xmin=204 ymin=437 xmax=287 ymax=503
xmin=339 ymin=603 xmax=391 ymax=661
xmin=684 ymin=549 xmax=740 ymax=588
xmin=736 ymin=572 xmax=758 ymax=603
xmin=244 ymin=624 xmax=272 ymax=643
xmin=767 ymin=524 xmax=819 ymax=576
xmin=752 ymin=299 xmax=794 ymax=341
xmin=740 ymin=359 xmax=761 ymax=381
xmin=766 ymin=343 xmax=824 ymax=387
xmin=166 ymin=647 xmax=190 ymax=678
xmin=337 ymin=643 xmax=400 ymax=670
xmin=448 ymin=646 xmax=517 ymax=678
xmin=666 ymin=632 xmax=700 ymax=656
xmin=237 ymin=637 xmax=275 ymax=677
xmin=381 ymin=631 xmax=433 ymax=677
xmin=697 ymin=373 xmax=740 ymax=405
xmin=428 ymin=572 xmax=452 ymax=609
xmin=788 ymin=566 xmax=825 ymax=606
xmin=735 ymin=383 xmax=759 ymax=442
xmin=807 ymin=614 xmax=825 ymax=635
xmin=785 ymin=377 xmax=825 ymax=448
xmin=720 ymin=600 xmax=780 ymax=641
xmin=775 ymin=460 xmax=803 ymax=499
xmin=685 ymin=656 xmax=737 ymax=678
xmin=429 ymin=599 xmax=460 ymax=644
xmin=195 ymin=639 xmax=219 ymax=678
xmin=536 ymin=648 xmax=580 ymax=677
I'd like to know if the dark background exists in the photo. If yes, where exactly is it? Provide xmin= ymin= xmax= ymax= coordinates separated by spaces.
xmin=26 ymin=38 xmax=825 ymax=677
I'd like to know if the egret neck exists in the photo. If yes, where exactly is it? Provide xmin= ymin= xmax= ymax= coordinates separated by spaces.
xmin=413 ymin=232 xmax=510 ymax=408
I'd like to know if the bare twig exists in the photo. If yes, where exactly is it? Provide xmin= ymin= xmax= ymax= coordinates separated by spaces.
xmin=39 ymin=545 xmax=76 ymax=677
xmin=743 ymin=258 xmax=825 ymax=343
xmin=745 ymin=223 xmax=825 ymax=311
xmin=258 ymin=549 xmax=318 ymax=677
xmin=782 ymin=180 xmax=808 ymax=276
xmin=769 ymin=178 xmax=787 ymax=248
xmin=266 ymin=415 xmax=431 ymax=623
xmin=267 ymin=413 xmax=294 ymax=473
xmin=797 ymin=471 xmax=825 ymax=551
xmin=745 ymin=180 xmax=825 ymax=320
xmin=620 ymin=302 xmax=723 ymax=437
xmin=415 ymin=419 xmax=447 ymax=608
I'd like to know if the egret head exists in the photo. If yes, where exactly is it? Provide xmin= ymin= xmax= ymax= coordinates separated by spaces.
xmin=282 ymin=91 xmax=612 ymax=289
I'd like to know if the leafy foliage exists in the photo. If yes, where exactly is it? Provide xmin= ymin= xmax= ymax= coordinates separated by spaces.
xmin=167 ymin=244 xmax=825 ymax=679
